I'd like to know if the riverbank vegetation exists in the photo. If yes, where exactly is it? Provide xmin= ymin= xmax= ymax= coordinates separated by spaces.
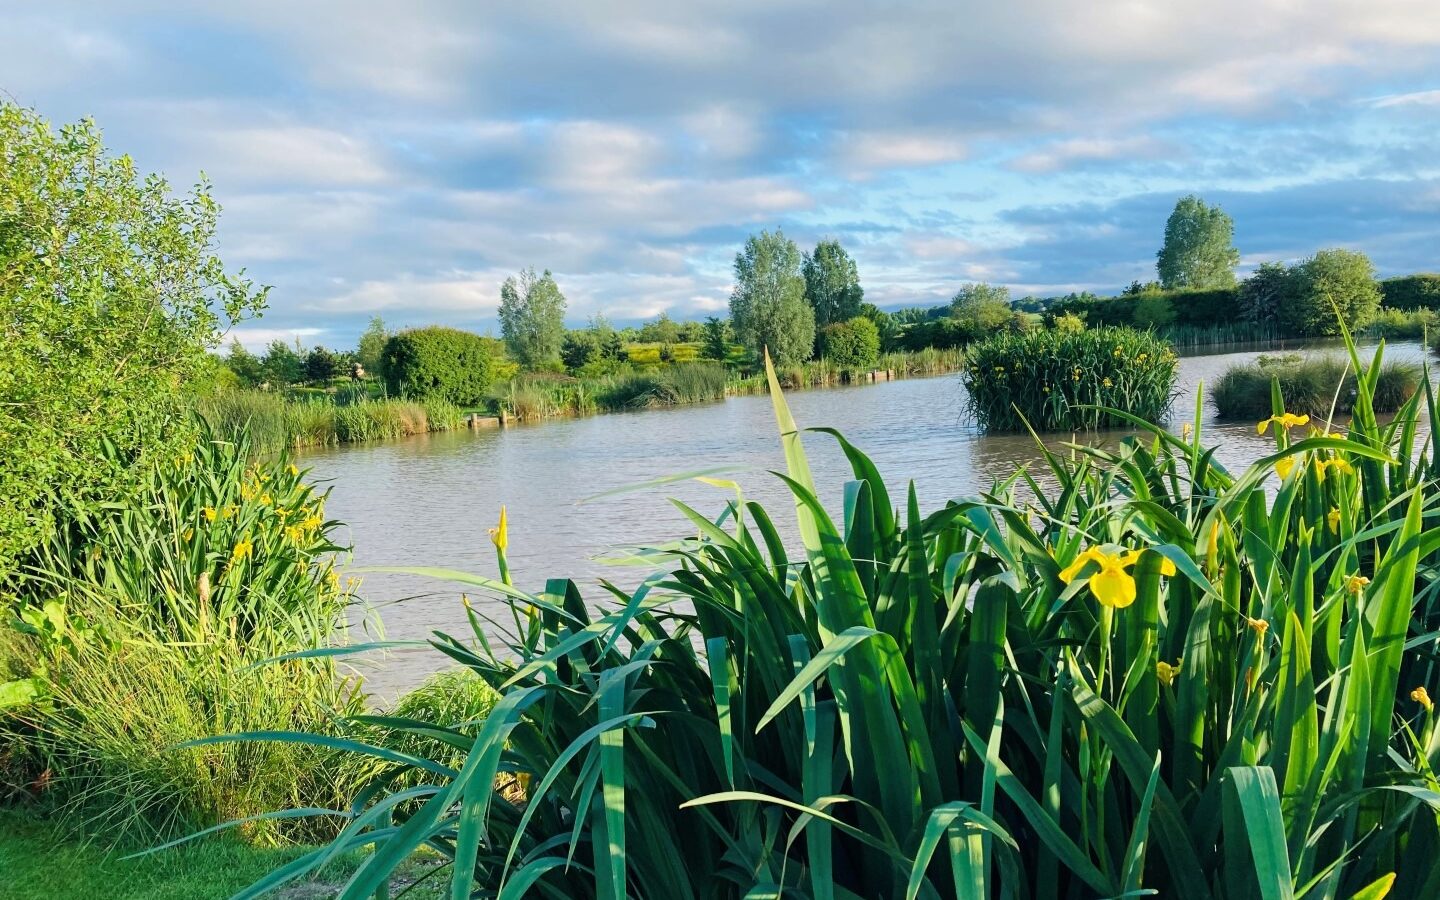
xmin=231 ymin=335 xmax=1440 ymax=897
xmin=1211 ymin=352 xmax=1422 ymax=420
xmin=962 ymin=326 xmax=1178 ymax=431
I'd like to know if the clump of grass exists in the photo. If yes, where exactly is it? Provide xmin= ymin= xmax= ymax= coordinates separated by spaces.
xmin=1211 ymin=352 xmax=1421 ymax=419
xmin=595 ymin=362 xmax=729 ymax=409
xmin=0 ymin=426 xmax=363 ymax=847
xmin=232 ymin=331 xmax=1440 ymax=897
xmin=197 ymin=390 xmax=464 ymax=450
xmin=962 ymin=325 xmax=1178 ymax=431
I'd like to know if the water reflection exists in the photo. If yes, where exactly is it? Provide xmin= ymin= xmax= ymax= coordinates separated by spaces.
xmin=302 ymin=340 xmax=1430 ymax=693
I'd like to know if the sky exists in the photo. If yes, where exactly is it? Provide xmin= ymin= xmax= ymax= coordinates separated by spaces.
xmin=3 ymin=1 xmax=1439 ymax=351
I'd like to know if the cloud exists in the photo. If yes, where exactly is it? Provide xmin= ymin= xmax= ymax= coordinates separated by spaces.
xmin=1368 ymin=89 xmax=1440 ymax=108
xmin=1009 ymin=137 xmax=1180 ymax=174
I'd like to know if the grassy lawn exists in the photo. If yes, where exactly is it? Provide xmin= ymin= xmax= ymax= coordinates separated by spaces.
xmin=0 ymin=810 xmax=446 ymax=900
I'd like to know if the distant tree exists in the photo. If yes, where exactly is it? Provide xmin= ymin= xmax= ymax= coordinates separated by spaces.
xmin=1156 ymin=195 xmax=1240 ymax=290
xmin=304 ymin=346 xmax=340 ymax=384
xmin=225 ymin=339 xmax=265 ymax=386
xmin=1123 ymin=280 xmax=1163 ymax=296
xmin=639 ymin=312 xmax=682 ymax=344
xmin=498 ymin=268 xmax=568 ymax=367
xmin=1237 ymin=262 xmax=1295 ymax=326
xmin=261 ymin=339 xmax=304 ymax=386
xmin=1282 ymin=249 xmax=1382 ymax=336
xmin=729 ymin=229 xmax=815 ymax=367
xmin=701 ymin=316 xmax=731 ymax=360
xmin=858 ymin=302 xmax=900 ymax=350
xmin=802 ymin=239 xmax=864 ymax=327
xmin=1132 ymin=295 xmax=1176 ymax=328
xmin=355 ymin=316 xmax=389 ymax=378
xmin=677 ymin=320 xmax=705 ymax=343
xmin=561 ymin=330 xmax=601 ymax=372
xmin=950 ymin=283 xmax=1014 ymax=337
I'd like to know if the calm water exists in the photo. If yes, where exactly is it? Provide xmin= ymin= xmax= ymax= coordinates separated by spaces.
xmin=304 ymin=340 xmax=1431 ymax=693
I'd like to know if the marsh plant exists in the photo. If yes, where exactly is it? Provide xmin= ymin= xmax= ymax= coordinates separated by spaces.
xmin=1211 ymin=352 xmax=1421 ymax=420
xmin=962 ymin=326 xmax=1178 ymax=432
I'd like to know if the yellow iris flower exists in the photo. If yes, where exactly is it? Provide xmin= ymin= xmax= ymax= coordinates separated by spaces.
xmin=1327 ymin=507 xmax=1341 ymax=534
xmin=230 ymin=537 xmax=253 ymax=563
xmin=1275 ymin=456 xmax=1297 ymax=480
xmin=1155 ymin=659 xmax=1181 ymax=687
xmin=1058 ymin=546 xmax=1176 ymax=609
xmin=1257 ymin=412 xmax=1310 ymax=435
xmin=1316 ymin=458 xmax=1355 ymax=483
xmin=489 ymin=505 xmax=509 ymax=552
xmin=1346 ymin=574 xmax=1370 ymax=595
xmin=1412 ymin=686 xmax=1434 ymax=712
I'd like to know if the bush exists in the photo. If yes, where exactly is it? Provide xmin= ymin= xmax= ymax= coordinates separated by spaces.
xmin=1210 ymin=353 xmax=1421 ymax=419
xmin=1281 ymin=249 xmax=1382 ymax=336
xmin=244 ymin=344 xmax=1440 ymax=897
xmin=381 ymin=327 xmax=497 ymax=406
xmin=817 ymin=317 xmax=881 ymax=370
xmin=1131 ymin=294 xmax=1176 ymax=328
xmin=0 ymin=103 xmax=266 ymax=588
xmin=0 ymin=429 xmax=362 ymax=846
xmin=1380 ymin=273 xmax=1440 ymax=310
xmin=1364 ymin=307 xmax=1438 ymax=340
xmin=197 ymin=391 xmax=463 ymax=451
xmin=962 ymin=326 xmax=1178 ymax=431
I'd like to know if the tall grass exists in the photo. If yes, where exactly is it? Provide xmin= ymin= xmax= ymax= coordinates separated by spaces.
xmin=223 ymin=325 xmax=1440 ymax=898
xmin=593 ymin=362 xmax=729 ymax=410
xmin=197 ymin=391 xmax=463 ymax=452
xmin=962 ymin=325 xmax=1178 ymax=431
xmin=1157 ymin=320 xmax=1281 ymax=348
xmin=1212 ymin=352 xmax=1422 ymax=420
xmin=0 ymin=427 xmax=364 ymax=846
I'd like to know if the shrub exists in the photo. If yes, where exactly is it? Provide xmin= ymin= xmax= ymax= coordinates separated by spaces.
xmin=0 ymin=429 xmax=362 ymax=846
xmin=1051 ymin=311 xmax=1086 ymax=334
xmin=1131 ymin=293 xmax=1176 ymax=328
xmin=1210 ymin=353 xmax=1421 ymax=419
xmin=817 ymin=316 xmax=881 ymax=370
xmin=1380 ymin=273 xmax=1440 ymax=310
xmin=1364 ymin=307 xmax=1437 ymax=340
xmin=962 ymin=326 xmax=1178 ymax=431
xmin=241 ymin=341 xmax=1440 ymax=897
xmin=1281 ymin=249 xmax=1382 ymax=336
xmin=381 ymin=327 xmax=497 ymax=406
xmin=0 ymin=103 xmax=266 ymax=587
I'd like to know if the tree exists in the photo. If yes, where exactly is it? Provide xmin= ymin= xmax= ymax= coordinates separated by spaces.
xmin=0 ymin=103 xmax=266 ymax=583
xmin=304 ymin=346 xmax=340 ymax=384
xmin=701 ymin=316 xmax=731 ymax=361
xmin=1282 ymin=249 xmax=1382 ymax=336
xmin=639 ymin=313 xmax=681 ymax=344
xmin=1237 ymin=262 xmax=1295 ymax=326
xmin=498 ymin=268 xmax=567 ymax=367
xmin=802 ymin=239 xmax=864 ymax=327
xmin=729 ymin=230 xmax=815 ymax=367
xmin=1131 ymin=295 xmax=1176 ymax=328
xmin=381 ymin=327 xmax=497 ymax=405
xmin=225 ymin=339 xmax=266 ymax=386
xmin=355 ymin=316 xmax=389 ymax=378
xmin=950 ymin=283 xmax=1015 ymax=338
xmin=261 ymin=339 xmax=304 ymax=386
xmin=1155 ymin=194 xmax=1240 ymax=289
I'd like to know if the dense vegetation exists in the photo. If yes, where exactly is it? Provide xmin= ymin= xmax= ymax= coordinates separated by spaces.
xmin=381 ymin=326 xmax=500 ymax=406
xmin=1211 ymin=352 xmax=1421 ymax=419
xmin=232 ymin=338 xmax=1440 ymax=898
xmin=961 ymin=327 xmax=1178 ymax=431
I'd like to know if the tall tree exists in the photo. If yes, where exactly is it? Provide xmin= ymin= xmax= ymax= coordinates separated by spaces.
xmin=498 ymin=268 xmax=568 ymax=367
xmin=225 ymin=339 xmax=266 ymax=386
xmin=729 ymin=230 xmax=815 ymax=367
xmin=701 ymin=316 xmax=731 ymax=361
xmin=355 ymin=316 xmax=389 ymax=377
xmin=261 ymin=339 xmax=304 ymax=385
xmin=802 ymin=239 xmax=864 ymax=327
xmin=1155 ymin=194 xmax=1240 ymax=290
xmin=1282 ymin=249 xmax=1381 ymax=336
xmin=949 ymin=283 xmax=1015 ymax=337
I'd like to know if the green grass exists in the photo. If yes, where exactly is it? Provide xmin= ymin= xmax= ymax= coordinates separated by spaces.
xmin=0 ymin=809 xmax=445 ymax=900
xmin=197 ymin=390 xmax=464 ymax=452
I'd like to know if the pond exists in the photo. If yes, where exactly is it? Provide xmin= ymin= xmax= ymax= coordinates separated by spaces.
xmin=303 ymin=339 xmax=1431 ymax=693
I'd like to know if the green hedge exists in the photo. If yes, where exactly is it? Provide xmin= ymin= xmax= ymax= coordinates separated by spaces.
xmin=817 ymin=316 xmax=881 ymax=369
xmin=381 ymin=327 xmax=498 ymax=406
xmin=1380 ymin=274 xmax=1440 ymax=310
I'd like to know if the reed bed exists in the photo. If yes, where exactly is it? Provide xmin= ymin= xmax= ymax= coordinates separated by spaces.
xmin=962 ymin=326 xmax=1178 ymax=431
xmin=218 ymin=323 xmax=1440 ymax=898
xmin=197 ymin=391 xmax=464 ymax=451
xmin=1211 ymin=352 xmax=1421 ymax=420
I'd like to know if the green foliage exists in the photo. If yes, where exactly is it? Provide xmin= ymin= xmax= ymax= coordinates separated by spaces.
xmin=242 ymin=334 xmax=1440 ymax=897
xmin=817 ymin=316 xmax=881 ymax=370
xmin=802 ymin=238 xmax=864 ymax=327
xmin=224 ymin=339 xmax=266 ymax=387
xmin=303 ymin=346 xmax=339 ymax=384
xmin=198 ymin=391 xmax=462 ymax=452
xmin=637 ymin=313 xmax=682 ymax=345
xmin=1282 ymin=249 xmax=1382 ymax=336
xmin=354 ymin=316 xmax=390 ymax=379
xmin=0 ymin=430 xmax=362 ymax=846
xmin=729 ymin=229 xmax=815 ymax=367
xmin=1380 ymin=273 xmax=1440 ymax=310
xmin=1364 ymin=307 xmax=1438 ymax=340
xmin=0 ymin=103 xmax=266 ymax=586
xmin=1155 ymin=193 xmax=1240 ymax=289
xmin=962 ymin=326 xmax=1178 ymax=431
xmin=1132 ymin=293 xmax=1176 ymax=328
xmin=261 ymin=339 xmax=304 ymax=386
xmin=1211 ymin=352 xmax=1420 ymax=419
xmin=1237 ymin=261 xmax=1295 ymax=325
xmin=1051 ymin=311 xmax=1086 ymax=334
xmin=701 ymin=316 xmax=731 ymax=360
xmin=381 ymin=326 xmax=497 ymax=405
xmin=498 ymin=268 xmax=568 ymax=367
xmin=949 ymin=282 xmax=1015 ymax=332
